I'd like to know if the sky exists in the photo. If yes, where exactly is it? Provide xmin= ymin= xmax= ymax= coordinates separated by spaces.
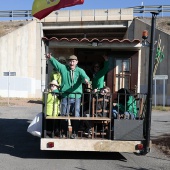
xmin=0 ymin=0 xmax=169 ymax=10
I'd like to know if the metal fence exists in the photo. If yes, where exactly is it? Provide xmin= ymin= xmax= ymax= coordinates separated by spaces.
xmin=132 ymin=5 xmax=170 ymax=17
xmin=0 ymin=5 xmax=170 ymax=20
xmin=0 ymin=10 xmax=32 ymax=20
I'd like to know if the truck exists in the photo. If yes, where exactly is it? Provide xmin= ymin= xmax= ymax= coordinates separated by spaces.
xmin=38 ymin=9 xmax=158 ymax=155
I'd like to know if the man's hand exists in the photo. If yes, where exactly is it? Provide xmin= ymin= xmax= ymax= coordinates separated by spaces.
xmin=84 ymin=78 xmax=89 ymax=84
xmin=45 ymin=53 xmax=52 ymax=59
xmin=92 ymin=89 xmax=98 ymax=93
xmin=103 ymin=54 xmax=108 ymax=61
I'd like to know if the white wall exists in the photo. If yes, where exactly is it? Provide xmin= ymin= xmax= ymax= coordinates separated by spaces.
xmin=0 ymin=20 xmax=42 ymax=98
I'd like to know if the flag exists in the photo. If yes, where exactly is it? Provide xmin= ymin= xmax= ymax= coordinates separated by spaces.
xmin=153 ymin=35 xmax=165 ymax=76
xmin=32 ymin=0 xmax=84 ymax=20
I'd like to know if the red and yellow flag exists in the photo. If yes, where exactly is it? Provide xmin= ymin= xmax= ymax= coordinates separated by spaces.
xmin=32 ymin=0 xmax=84 ymax=20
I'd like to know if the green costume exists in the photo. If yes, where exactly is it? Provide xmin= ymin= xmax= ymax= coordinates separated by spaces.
xmin=92 ymin=60 xmax=109 ymax=90
xmin=117 ymin=96 xmax=137 ymax=117
xmin=49 ymin=57 xmax=90 ymax=98
xmin=45 ymin=89 xmax=60 ymax=116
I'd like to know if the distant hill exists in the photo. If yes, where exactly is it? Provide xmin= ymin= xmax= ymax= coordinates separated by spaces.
xmin=0 ymin=17 xmax=170 ymax=38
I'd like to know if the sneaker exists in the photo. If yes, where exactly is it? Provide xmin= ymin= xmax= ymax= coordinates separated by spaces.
xmin=59 ymin=134 xmax=66 ymax=138
xmin=70 ymin=134 xmax=77 ymax=139
xmin=46 ymin=131 xmax=52 ymax=138
xmin=84 ymin=129 xmax=92 ymax=135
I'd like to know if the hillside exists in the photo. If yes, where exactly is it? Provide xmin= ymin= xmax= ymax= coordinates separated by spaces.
xmin=0 ymin=20 xmax=31 ymax=37
xmin=0 ymin=17 xmax=170 ymax=38
xmin=139 ymin=17 xmax=170 ymax=34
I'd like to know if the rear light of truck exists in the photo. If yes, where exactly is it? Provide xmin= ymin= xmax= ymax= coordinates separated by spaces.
xmin=136 ymin=144 xmax=143 ymax=150
xmin=47 ymin=142 xmax=54 ymax=148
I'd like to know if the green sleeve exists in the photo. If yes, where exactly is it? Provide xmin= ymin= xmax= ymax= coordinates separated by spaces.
xmin=95 ymin=60 xmax=109 ymax=79
xmin=127 ymin=96 xmax=137 ymax=115
xmin=49 ymin=57 xmax=65 ymax=73
xmin=79 ymin=68 xmax=90 ymax=83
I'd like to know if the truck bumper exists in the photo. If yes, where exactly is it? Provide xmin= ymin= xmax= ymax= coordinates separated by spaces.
xmin=41 ymin=138 xmax=144 ymax=153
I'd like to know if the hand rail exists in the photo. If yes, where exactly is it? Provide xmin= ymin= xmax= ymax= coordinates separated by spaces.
xmin=0 ymin=5 xmax=170 ymax=20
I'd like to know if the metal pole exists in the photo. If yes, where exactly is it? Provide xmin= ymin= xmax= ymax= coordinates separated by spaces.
xmin=144 ymin=12 xmax=158 ymax=154
xmin=45 ymin=40 xmax=49 ymax=91
xmin=163 ymin=79 xmax=165 ymax=107
xmin=42 ymin=40 xmax=49 ymax=138
xmin=8 ymin=71 xmax=10 ymax=106
xmin=154 ymin=79 xmax=156 ymax=107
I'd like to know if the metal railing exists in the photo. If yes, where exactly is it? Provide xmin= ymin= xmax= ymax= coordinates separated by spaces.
xmin=132 ymin=5 xmax=170 ymax=17
xmin=0 ymin=5 xmax=170 ymax=20
xmin=0 ymin=10 xmax=32 ymax=20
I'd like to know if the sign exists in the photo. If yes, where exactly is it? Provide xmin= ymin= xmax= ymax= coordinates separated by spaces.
xmin=153 ymin=75 xmax=168 ymax=80
xmin=3 ymin=72 xmax=16 ymax=76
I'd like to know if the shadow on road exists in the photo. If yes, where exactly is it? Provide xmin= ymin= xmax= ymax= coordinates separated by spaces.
xmin=0 ymin=118 xmax=126 ymax=161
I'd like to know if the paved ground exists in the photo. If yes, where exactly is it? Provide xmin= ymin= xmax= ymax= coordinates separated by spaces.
xmin=151 ymin=110 xmax=170 ymax=156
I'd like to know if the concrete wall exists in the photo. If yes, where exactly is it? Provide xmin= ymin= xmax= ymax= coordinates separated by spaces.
xmin=0 ymin=20 xmax=42 ymax=98
xmin=133 ymin=18 xmax=170 ymax=105
xmin=41 ymin=8 xmax=133 ymax=22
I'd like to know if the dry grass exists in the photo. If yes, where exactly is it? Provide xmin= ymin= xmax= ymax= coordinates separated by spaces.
xmin=0 ymin=97 xmax=42 ymax=106
xmin=152 ymin=135 xmax=170 ymax=157
xmin=140 ymin=17 xmax=170 ymax=34
xmin=153 ymin=106 xmax=170 ymax=111
xmin=0 ymin=20 xmax=31 ymax=37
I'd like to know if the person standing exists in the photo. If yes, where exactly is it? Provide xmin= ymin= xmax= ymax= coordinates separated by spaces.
xmin=91 ymin=54 xmax=109 ymax=93
xmin=46 ymin=53 xmax=90 ymax=138
xmin=45 ymin=80 xmax=60 ymax=137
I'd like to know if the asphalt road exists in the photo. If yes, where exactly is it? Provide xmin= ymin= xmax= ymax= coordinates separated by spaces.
xmin=0 ymin=105 xmax=169 ymax=170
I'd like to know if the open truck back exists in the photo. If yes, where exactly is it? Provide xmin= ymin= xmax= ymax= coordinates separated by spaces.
xmin=41 ymin=91 xmax=147 ymax=154
xmin=38 ymin=9 xmax=158 ymax=155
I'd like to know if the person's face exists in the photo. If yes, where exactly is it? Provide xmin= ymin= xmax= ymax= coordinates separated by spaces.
xmin=100 ymin=88 xmax=109 ymax=95
xmin=68 ymin=59 xmax=78 ymax=70
xmin=94 ymin=64 xmax=100 ymax=73
xmin=59 ymin=60 xmax=66 ymax=65
xmin=50 ymin=84 xmax=57 ymax=91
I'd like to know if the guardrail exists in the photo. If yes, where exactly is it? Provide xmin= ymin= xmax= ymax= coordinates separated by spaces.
xmin=0 ymin=10 xmax=32 ymax=20
xmin=132 ymin=5 xmax=170 ymax=17
xmin=0 ymin=5 xmax=170 ymax=20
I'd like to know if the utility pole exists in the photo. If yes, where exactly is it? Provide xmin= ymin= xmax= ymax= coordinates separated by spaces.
xmin=144 ymin=12 xmax=158 ymax=154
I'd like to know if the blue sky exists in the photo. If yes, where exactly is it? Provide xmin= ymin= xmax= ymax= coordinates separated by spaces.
xmin=0 ymin=0 xmax=169 ymax=10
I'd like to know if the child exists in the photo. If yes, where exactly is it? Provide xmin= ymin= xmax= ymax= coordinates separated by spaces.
xmin=45 ymin=80 xmax=61 ymax=137
xmin=112 ymin=88 xmax=137 ymax=119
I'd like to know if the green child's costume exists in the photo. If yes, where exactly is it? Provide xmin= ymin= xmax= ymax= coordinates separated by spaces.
xmin=117 ymin=96 xmax=137 ymax=117
xmin=44 ymin=89 xmax=60 ymax=117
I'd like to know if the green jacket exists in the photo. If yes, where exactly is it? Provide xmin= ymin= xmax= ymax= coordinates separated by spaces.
xmin=117 ymin=96 xmax=137 ymax=116
xmin=50 ymin=71 xmax=61 ymax=86
xmin=92 ymin=60 xmax=109 ymax=90
xmin=49 ymin=57 xmax=90 ymax=98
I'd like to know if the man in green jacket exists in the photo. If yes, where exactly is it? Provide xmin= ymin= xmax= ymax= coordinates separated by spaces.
xmin=46 ymin=53 xmax=90 ymax=138
xmin=92 ymin=54 xmax=109 ymax=92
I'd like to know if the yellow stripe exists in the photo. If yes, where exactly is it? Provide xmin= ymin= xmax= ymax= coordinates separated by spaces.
xmin=32 ymin=0 xmax=60 ymax=15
